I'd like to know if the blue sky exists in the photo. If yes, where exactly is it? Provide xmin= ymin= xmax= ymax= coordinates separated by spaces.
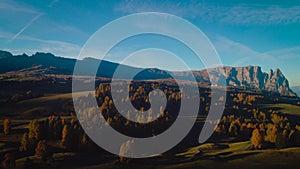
xmin=0 ymin=0 xmax=300 ymax=86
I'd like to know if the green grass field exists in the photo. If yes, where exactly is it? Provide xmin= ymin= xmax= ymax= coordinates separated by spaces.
xmin=0 ymin=91 xmax=93 ymax=119
xmin=66 ymin=141 xmax=300 ymax=169
xmin=261 ymin=104 xmax=300 ymax=115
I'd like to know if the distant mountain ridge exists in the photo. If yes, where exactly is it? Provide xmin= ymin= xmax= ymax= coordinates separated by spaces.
xmin=204 ymin=66 xmax=296 ymax=96
xmin=291 ymin=86 xmax=300 ymax=97
xmin=0 ymin=50 xmax=296 ymax=97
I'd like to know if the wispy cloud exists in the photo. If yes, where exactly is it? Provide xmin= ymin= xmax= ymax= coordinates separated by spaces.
xmin=0 ymin=0 xmax=43 ymax=41
xmin=2 ymin=0 xmax=88 ymax=47
xmin=115 ymin=1 xmax=300 ymax=25
xmin=263 ymin=47 xmax=300 ymax=60
xmin=1 ymin=28 xmax=81 ymax=58
xmin=217 ymin=5 xmax=300 ymax=25
xmin=212 ymin=35 xmax=278 ymax=66
xmin=0 ymin=29 xmax=13 ymax=39
xmin=261 ymin=47 xmax=300 ymax=86
xmin=0 ymin=0 xmax=39 ymax=14
xmin=19 ymin=38 xmax=81 ymax=58
xmin=115 ymin=1 xmax=190 ymax=18
xmin=120 ymin=48 xmax=188 ymax=71
xmin=212 ymin=35 xmax=300 ymax=86
xmin=11 ymin=13 xmax=44 ymax=40
xmin=48 ymin=0 xmax=59 ymax=8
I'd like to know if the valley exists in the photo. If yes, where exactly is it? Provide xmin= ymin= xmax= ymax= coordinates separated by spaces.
xmin=0 ymin=51 xmax=300 ymax=169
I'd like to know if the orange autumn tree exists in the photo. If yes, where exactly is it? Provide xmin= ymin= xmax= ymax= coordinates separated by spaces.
xmin=251 ymin=128 xmax=264 ymax=149
xmin=35 ymin=140 xmax=49 ymax=161
xmin=3 ymin=119 xmax=11 ymax=136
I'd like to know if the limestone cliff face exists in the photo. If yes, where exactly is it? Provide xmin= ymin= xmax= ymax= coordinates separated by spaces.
xmin=204 ymin=66 xmax=296 ymax=96
xmin=264 ymin=68 xmax=293 ymax=96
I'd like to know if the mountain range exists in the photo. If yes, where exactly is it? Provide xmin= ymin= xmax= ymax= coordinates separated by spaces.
xmin=0 ymin=50 xmax=296 ymax=97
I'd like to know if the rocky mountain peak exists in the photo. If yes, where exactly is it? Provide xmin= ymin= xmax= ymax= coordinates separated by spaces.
xmin=215 ymin=66 xmax=296 ymax=96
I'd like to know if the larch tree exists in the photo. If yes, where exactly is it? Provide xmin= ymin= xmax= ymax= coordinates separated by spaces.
xmin=28 ymin=120 xmax=38 ymax=139
xmin=19 ymin=133 xmax=30 ymax=152
xmin=228 ymin=121 xmax=239 ymax=136
xmin=119 ymin=140 xmax=134 ymax=164
xmin=1 ymin=153 xmax=16 ymax=169
xmin=35 ymin=140 xmax=49 ymax=161
xmin=251 ymin=128 xmax=263 ymax=149
xmin=3 ymin=119 xmax=11 ymax=136
xmin=28 ymin=120 xmax=47 ymax=141
xmin=265 ymin=123 xmax=278 ymax=143
xmin=61 ymin=124 xmax=74 ymax=149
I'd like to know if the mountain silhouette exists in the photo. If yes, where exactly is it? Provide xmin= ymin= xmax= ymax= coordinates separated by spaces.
xmin=0 ymin=50 xmax=296 ymax=96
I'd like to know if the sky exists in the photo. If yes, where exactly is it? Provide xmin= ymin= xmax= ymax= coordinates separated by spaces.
xmin=0 ymin=0 xmax=300 ymax=86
